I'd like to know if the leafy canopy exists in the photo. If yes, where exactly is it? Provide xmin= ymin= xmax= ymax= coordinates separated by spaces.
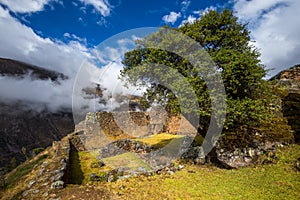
xmin=120 ymin=9 xmax=270 ymax=136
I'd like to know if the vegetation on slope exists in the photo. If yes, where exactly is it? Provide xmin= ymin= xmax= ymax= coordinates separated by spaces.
xmin=0 ymin=150 xmax=49 ymax=199
xmin=1 ymin=133 xmax=299 ymax=200
xmin=102 ymin=144 xmax=300 ymax=200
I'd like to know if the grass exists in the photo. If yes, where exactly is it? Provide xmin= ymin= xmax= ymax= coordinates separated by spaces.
xmin=0 ymin=153 xmax=49 ymax=200
xmin=76 ymin=151 xmax=112 ymax=184
xmin=76 ymin=151 xmax=152 ymax=184
xmin=101 ymin=144 xmax=300 ymax=200
xmin=134 ymin=133 xmax=184 ymax=148
xmin=4 ymin=154 xmax=48 ymax=189
xmin=74 ymin=133 xmax=184 ymax=183
xmin=102 ymin=152 xmax=151 ymax=170
xmin=3 ymin=136 xmax=298 ymax=199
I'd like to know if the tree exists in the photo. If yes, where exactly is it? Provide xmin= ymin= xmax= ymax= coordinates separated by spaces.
xmin=21 ymin=147 xmax=28 ymax=160
xmin=120 ymin=9 xmax=276 ymax=148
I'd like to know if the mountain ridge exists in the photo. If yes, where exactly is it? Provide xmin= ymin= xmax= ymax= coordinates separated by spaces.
xmin=0 ymin=57 xmax=74 ymax=171
xmin=0 ymin=57 xmax=67 ymax=81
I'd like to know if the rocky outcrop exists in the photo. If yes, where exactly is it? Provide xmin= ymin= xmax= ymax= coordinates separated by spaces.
xmin=271 ymin=65 xmax=300 ymax=82
xmin=214 ymin=141 xmax=283 ymax=168
xmin=181 ymin=140 xmax=285 ymax=169
xmin=181 ymin=146 xmax=206 ymax=165
xmin=99 ymin=139 xmax=154 ymax=159
xmin=272 ymin=64 xmax=300 ymax=142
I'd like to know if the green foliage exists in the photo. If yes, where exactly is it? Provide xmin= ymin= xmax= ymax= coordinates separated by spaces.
xmin=193 ymin=135 xmax=204 ymax=146
xmin=180 ymin=9 xmax=266 ymax=99
xmin=5 ymin=154 xmax=48 ymax=189
xmin=120 ymin=9 xmax=273 ymax=142
xmin=225 ymin=97 xmax=271 ymax=130
xmin=32 ymin=147 xmax=45 ymax=156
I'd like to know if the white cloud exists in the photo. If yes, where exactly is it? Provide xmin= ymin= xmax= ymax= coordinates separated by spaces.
xmin=233 ymin=0 xmax=286 ymax=20
xmin=179 ymin=6 xmax=216 ymax=27
xmin=0 ymin=6 xmax=91 ymax=76
xmin=93 ymin=37 xmax=135 ymax=65
xmin=180 ymin=15 xmax=197 ymax=26
xmin=96 ymin=16 xmax=108 ymax=27
xmin=0 ymin=7 xmax=142 ymax=115
xmin=73 ymin=40 xmax=145 ymax=122
xmin=233 ymin=0 xmax=300 ymax=77
xmin=72 ymin=2 xmax=79 ymax=7
xmin=0 ymin=0 xmax=59 ymax=13
xmin=0 ymin=74 xmax=73 ymax=112
xmin=162 ymin=11 xmax=181 ymax=24
xmin=79 ymin=0 xmax=111 ymax=17
xmin=63 ymin=32 xmax=87 ymax=45
xmin=181 ymin=0 xmax=191 ymax=14
xmin=0 ymin=6 xmax=93 ymax=111
xmin=201 ymin=6 xmax=217 ymax=16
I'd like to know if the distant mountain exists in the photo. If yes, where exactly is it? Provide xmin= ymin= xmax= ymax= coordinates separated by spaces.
xmin=0 ymin=58 xmax=74 ymax=171
xmin=0 ymin=57 xmax=67 ymax=81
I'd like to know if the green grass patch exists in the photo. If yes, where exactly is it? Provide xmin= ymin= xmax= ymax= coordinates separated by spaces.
xmin=102 ymin=152 xmax=151 ymax=171
xmin=104 ymin=144 xmax=300 ymax=200
xmin=76 ymin=151 xmax=152 ymax=184
xmin=5 ymin=154 xmax=48 ymax=189
xmin=134 ymin=133 xmax=184 ymax=148
xmin=76 ymin=151 xmax=112 ymax=184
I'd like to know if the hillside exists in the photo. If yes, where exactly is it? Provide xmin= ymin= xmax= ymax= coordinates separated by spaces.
xmin=0 ymin=62 xmax=299 ymax=199
xmin=0 ymin=58 xmax=74 ymax=171
xmin=0 ymin=130 xmax=299 ymax=200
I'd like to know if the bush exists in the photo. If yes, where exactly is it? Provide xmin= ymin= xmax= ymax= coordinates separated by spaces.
xmin=32 ymin=147 xmax=45 ymax=156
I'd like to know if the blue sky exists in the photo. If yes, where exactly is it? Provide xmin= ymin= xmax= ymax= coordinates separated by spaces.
xmin=5 ymin=0 xmax=229 ymax=47
xmin=0 ymin=0 xmax=299 ymax=75
xmin=0 ymin=0 xmax=299 ymax=113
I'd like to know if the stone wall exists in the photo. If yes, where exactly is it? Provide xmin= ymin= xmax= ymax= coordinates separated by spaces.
xmin=82 ymin=111 xmax=196 ymax=140
xmin=21 ymin=134 xmax=72 ymax=199
xmin=74 ymin=111 xmax=197 ymax=150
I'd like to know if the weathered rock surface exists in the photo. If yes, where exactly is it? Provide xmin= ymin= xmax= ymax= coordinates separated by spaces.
xmin=214 ymin=141 xmax=283 ymax=168
xmin=271 ymin=64 xmax=300 ymax=142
